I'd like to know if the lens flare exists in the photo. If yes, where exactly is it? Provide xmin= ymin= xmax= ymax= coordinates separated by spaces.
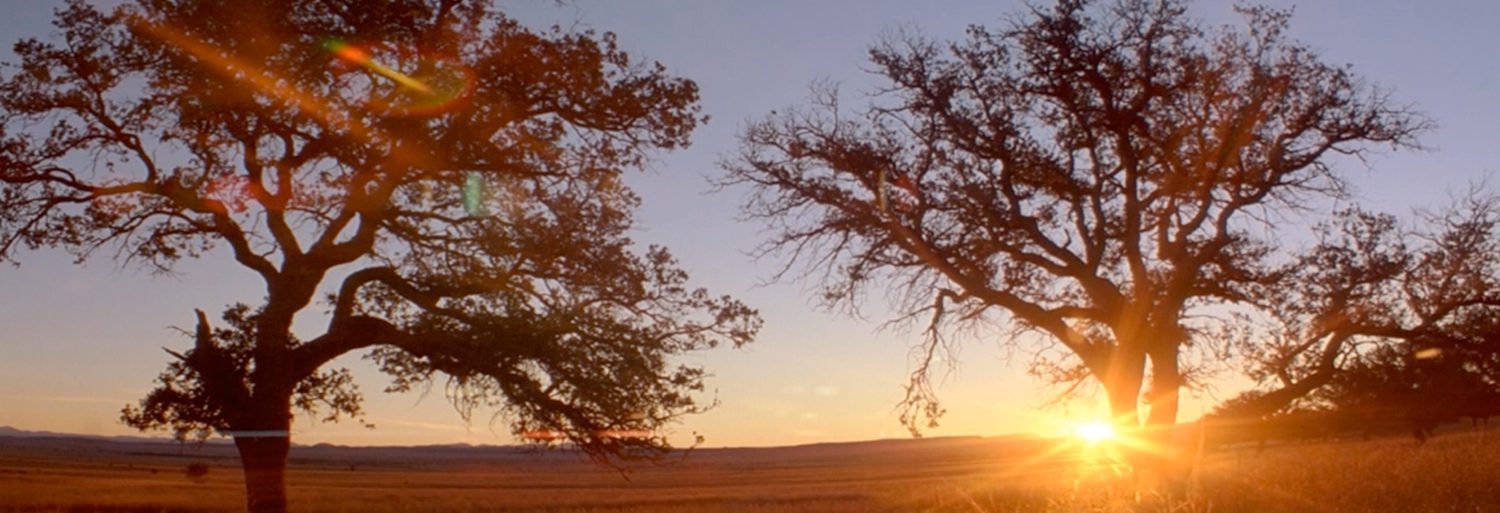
xmin=324 ymin=39 xmax=433 ymax=94
xmin=131 ymin=17 xmax=369 ymax=140
xmin=323 ymin=39 xmax=474 ymax=116
xmin=463 ymin=172 xmax=487 ymax=217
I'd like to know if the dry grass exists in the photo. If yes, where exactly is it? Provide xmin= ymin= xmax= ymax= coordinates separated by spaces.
xmin=1 ymin=430 xmax=1496 ymax=512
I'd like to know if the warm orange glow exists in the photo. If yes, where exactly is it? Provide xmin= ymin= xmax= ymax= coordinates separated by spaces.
xmin=129 ymin=17 xmax=436 ymax=169
xmin=520 ymin=429 xmax=653 ymax=441
xmin=130 ymin=16 xmax=369 ymax=140
xmin=520 ymin=430 xmax=564 ymax=441
xmin=1074 ymin=421 xmax=1116 ymax=444
xmin=325 ymin=40 xmax=435 ymax=95
xmin=332 ymin=44 xmax=369 ymax=64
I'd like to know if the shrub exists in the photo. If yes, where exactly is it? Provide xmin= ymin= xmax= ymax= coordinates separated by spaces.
xmin=184 ymin=462 xmax=210 ymax=482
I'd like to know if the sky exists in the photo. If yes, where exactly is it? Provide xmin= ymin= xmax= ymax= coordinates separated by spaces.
xmin=0 ymin=0 xmax=1497 ymax=448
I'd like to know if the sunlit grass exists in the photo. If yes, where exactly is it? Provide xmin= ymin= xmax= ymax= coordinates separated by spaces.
xmin=2 ymin=430 xmax=1497 ymax=512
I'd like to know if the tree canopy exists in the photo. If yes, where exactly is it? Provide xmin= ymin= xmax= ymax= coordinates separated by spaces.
xmin=1 ymin=1 xmax=759 ymax=510
xmin=721 ymin=0 xmax=1426 ymax=440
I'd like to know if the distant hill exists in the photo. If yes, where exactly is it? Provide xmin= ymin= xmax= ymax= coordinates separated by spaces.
xmin=0 ymin=425 xmax=194 ymax=444
xmin=0 ymin=424 xmax=1048 ymax=470
xmin=0 ymin=425 xmax=1070 ymax=481
xmin=0 ymin=424 xmax=1031 ymax=450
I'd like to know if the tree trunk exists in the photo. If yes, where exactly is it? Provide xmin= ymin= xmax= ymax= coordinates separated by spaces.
xmin=1104 ymin=377 xmax=1142 ymax=429
xmin=1099 ymin=342 xmax=1147 ymax=480
xmin=238 ymin=311 xmax=299 ymax=513
xmin=1144 ymin=344 xmax=1189 ymax=491
xmin=1102 ymin=345 xmax=1146 ymax=430
xmin=1145 ymin=344 xmax=1181 ymax=431
xmin=234 ymin=433 xmax=291 ymax=513
xmin=1099 ymin=333 xmax=1190 ymax=491
xmin=232 ymin=374 xmax=294 ymax=513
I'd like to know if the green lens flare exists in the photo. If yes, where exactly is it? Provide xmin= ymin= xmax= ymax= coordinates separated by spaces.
xmin=463 ymin=172 xmax=487 ymax=216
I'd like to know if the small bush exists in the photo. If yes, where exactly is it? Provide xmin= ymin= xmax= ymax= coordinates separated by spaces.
xmin=183 ymin=462 xmax=210 ymax=482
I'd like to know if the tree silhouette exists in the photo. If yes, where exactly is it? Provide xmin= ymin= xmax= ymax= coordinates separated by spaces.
xmin=0 ymin=1 xmax=759 ymax=512
xmin=721 ymin=0 xmax=1423 ymax=469
xmin=1222 ymin=198 xmax=1500 ymax=423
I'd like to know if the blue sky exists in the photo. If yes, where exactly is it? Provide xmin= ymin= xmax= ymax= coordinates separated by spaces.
xmin=0 ymin=0 xmax=1496 ymax=447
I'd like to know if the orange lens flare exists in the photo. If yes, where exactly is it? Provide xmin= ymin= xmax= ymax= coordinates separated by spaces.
xmin=131 ymin=18 xmax=445 ymax=171
xmin=323 ymin=39 xmax=474 ymax=116
xmin=331 ymin=44 xmax=369 ymax=64
xmin=325 ymin=39 xmax=434 ymax=95
xmin=131 ymin=17 xmax=371 ymax=142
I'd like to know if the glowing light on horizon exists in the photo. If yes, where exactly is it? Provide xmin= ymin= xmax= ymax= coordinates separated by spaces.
xmin=1074 ymin=421 xmax=1116 ymax=444
xmin=521 ymin=429 xmax=653 ymax=441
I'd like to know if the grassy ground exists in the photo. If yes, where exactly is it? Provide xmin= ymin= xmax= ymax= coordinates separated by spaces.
xmin=1 ymin=430 xmax=1496 ymax=512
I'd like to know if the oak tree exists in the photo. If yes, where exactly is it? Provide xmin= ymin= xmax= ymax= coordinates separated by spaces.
xmin=722 ymin=0 xmax=1423 ymax=462
xmin=0 ymin=1 xmax=759 ymax=512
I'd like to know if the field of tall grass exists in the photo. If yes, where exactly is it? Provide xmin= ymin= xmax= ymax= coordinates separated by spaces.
xmin=1 ymin=430 xmax=1496 ymax=512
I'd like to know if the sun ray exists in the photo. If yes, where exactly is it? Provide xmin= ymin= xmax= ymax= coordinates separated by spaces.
xmin=130 ymin=16 xmax=371 ymax=141
xmin=129 ymin=16 xmax=439 ymax=172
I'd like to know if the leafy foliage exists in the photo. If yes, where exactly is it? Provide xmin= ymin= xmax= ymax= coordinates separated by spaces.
xmin=1 ymin=0 xmax=759 ymax=469
xmin=123 ymin=305 xmax=366 ymax=442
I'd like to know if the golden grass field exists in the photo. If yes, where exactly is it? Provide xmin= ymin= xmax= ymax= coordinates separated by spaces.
xmin=1 ymin=429 xmax=1497 ymax=513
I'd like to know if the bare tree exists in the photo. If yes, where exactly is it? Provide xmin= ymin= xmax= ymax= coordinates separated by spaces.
xmin=720 ymin=0 xmax=1424 ymax=461
xmin=1222 ymin=196 xmax=1500 ymax=421
xmin=0 ymin=1 xmax=759 ymax=512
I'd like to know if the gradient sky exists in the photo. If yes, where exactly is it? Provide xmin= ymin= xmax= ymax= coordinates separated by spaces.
xmin=0 ymin=0 xmax=1496 ymax=448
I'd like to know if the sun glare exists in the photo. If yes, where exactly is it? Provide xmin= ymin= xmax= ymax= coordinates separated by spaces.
xmin=1074 ymin=421 xmax=1116 ymax=444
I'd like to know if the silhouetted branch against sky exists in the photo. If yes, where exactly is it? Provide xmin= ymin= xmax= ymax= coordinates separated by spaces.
xmin=0 ymin=0 xmax=760 ymax=489
xmin=721 ymin=0 xmax=1431 ymax=439
xmin=1222 ymin=188 xmax=1500 ymax=419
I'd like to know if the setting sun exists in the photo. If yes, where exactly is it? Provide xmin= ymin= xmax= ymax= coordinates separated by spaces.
xmin=1074 ymin=421 xmax=1117 ymax=444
